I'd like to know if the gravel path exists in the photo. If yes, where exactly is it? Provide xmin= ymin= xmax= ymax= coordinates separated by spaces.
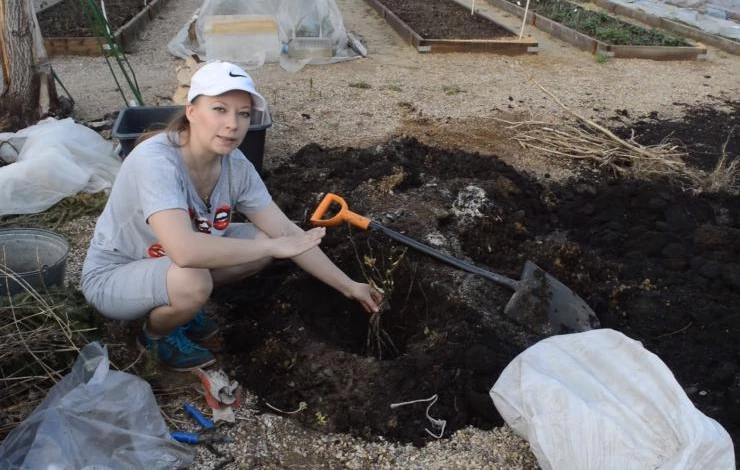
xmin=49 ymin=0 xmax=740 ymax=467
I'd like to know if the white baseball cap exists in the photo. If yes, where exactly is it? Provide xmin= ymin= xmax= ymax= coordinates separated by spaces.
xmin=187 ymin=61 xmax=267 ymax=112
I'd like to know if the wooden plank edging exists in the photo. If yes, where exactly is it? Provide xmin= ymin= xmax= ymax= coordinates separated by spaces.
xmin=590 ymin=0 xmax=740 ymax=55
xmin=364 ymin=0 xmax=426 ymax=50
xmin=364 ymin=0 xmax=537 ymax=54
xmin=484 ymin=0 xmax=707 ymax=59
xmin=43 ymin=0 xmax=171 ymax=57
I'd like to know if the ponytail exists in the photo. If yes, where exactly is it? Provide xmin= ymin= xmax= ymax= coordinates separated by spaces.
xmin=133 ymin=108 xmax=191 ymax=149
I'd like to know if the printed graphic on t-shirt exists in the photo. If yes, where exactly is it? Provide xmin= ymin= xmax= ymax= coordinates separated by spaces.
xmin=195 ymin=215 xmax=212 ymax=234
xmin=213 ymin=205 xmax=232 ymax=231
xmin=147 ymin=242 xmax=166 ymax=258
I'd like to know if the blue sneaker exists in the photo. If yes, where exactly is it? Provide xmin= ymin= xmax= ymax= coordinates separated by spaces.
xmin=138 ymin=327 xmax=216 ymax=371
xmin=182 ymin=311 xmax=220 ymax=342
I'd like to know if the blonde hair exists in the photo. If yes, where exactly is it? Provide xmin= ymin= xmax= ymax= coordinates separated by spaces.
xmin=133 ymin=108 xmax=191 ymax=149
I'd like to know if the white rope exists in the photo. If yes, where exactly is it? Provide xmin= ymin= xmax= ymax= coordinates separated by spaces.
xmin=390 ymin=394 xmax=447 ymax=439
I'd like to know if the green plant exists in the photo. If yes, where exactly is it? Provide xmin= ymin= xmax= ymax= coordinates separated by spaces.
xmin=442 ymin=84 xmax=465 ymax=95
xmin=595 ymin=51 xmax=610 ymax=63
xmin=315 ymin=411 xmax=328 ymax=426
xmin=382 ymin=83 xmax=403 ymax=92
xmin=525 ymin=0 xmax=690 ymax=46
xmin=349 ymin=81 xmax=372 ymax=89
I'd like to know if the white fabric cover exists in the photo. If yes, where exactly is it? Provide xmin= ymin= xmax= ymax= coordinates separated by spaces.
xmin=491 ymin=329 xmax=735 ymax=470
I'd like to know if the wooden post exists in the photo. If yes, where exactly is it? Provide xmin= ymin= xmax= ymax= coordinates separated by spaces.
xmin=0 ymin=0 xmax=60 ymax=131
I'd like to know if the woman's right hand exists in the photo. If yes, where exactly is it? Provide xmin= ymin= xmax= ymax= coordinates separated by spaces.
xmin=270 ymin=227 xmax=326 ymax=259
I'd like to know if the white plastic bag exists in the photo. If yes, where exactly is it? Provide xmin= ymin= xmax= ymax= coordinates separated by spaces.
xmin=0 ymin=342 xmax=194 ymax=469
xmin=491 ymin=329 xmax=735 ymax=470
xmin=0 ymin=118 xmax=121 ymax=216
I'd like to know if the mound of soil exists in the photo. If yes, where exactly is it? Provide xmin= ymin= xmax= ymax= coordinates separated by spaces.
xmin=372 ymin=0 xmax=514 ymax=39
xmin=216 ymin=104 xmax=739 ymax=454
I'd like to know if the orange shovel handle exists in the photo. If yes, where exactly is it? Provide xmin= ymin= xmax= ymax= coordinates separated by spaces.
xmin=310 ymin=193 xmax=371 ymax=230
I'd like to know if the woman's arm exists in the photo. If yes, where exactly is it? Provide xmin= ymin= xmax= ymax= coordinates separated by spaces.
xmin=246 ymin=202 xmax=382 ymax=313
xmin=148 ymin=208 xmax=325 ymax=268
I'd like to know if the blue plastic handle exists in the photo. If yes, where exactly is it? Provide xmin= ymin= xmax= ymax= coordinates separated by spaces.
xmin=184 ymin=402 xmax=215 ymax=430
xmin=171 ymin=430 xmax=200 ymax=444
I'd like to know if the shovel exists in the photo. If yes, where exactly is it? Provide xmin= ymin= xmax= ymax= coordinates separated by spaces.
xmin=310 ymin=193 xmax=599 ymax=333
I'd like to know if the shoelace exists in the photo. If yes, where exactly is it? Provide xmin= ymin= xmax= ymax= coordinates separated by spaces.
xmin=165 ymin=327 xmax=207 ymax=353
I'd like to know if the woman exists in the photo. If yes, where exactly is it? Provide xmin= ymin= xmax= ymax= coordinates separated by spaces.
xmin=81 ymin=61 xmax=382 ymax=371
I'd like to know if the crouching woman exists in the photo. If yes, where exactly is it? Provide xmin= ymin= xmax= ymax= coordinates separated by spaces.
xmin=81 ymin=61 xmax=382 ymax=371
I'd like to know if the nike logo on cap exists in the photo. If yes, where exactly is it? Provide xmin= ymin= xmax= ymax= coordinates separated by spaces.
xmin=229 ymin=71 xmax=247 ymax=78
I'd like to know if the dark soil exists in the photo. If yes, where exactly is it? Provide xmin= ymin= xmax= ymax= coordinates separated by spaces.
xmin=37 ymin=0 xmax=142 ymax=37
xmin=507 ymin=0 xmax=691 ymax=46
xmin=215 ymin=102 xmax=739 ymax=457
xmin=374 ymin=0 xmax=514 ymax=39
xmin=611 ymin=99 xmax=739 ymax=172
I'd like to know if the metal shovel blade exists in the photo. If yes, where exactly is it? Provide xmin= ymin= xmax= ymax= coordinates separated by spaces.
xmin=504 ymin=261 xmax=600 ymax=334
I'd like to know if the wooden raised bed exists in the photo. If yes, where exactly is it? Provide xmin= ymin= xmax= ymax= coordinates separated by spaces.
xmin=588 ymin=0 xmax=740 ymax=55
xmin=484 ymin=0 xmax=708 ymax=60
xmin=42 ymin=0 xmax=171 ymax=57
xmin=364 ymin=0 xmax=538 ymax=54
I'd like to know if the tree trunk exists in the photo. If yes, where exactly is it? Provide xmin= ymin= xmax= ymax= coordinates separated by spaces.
xmin=0 ymin=0 xmax=60 ymax=132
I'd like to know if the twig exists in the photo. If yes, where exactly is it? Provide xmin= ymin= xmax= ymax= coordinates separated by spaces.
xmin=657 ymin=321 xmax=693 ymax=338
xmin=263 ymin=400 xmax=307 ymax=414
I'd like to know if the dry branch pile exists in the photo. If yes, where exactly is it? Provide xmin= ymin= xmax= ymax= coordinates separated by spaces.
xmin=0 ymin=271 xmax=94 ymax=437
xmin=503 ymin=65 xmax=738 ymax=192
xmin=500 ymin=117 xmax=700 ymax=182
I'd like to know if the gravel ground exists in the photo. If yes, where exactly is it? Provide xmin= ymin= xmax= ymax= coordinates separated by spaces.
xmin=48 ymin=0 xmax=740 ymax=467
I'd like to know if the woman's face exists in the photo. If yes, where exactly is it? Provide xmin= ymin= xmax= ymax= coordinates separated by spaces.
xmin=185 ymin=90 xmax=253 ymax=157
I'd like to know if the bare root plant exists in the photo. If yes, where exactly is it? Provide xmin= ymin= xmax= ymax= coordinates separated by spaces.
xmin=348 ymin=231 xmax=407 ymax=359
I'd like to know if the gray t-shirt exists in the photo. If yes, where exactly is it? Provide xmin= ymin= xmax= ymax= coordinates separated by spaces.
xmin=83 ymin=132 xmax=271 ymax=273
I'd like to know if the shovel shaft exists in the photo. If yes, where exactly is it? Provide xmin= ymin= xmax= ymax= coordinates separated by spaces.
xmin=369 ymin=221 xmax=519 ymax=290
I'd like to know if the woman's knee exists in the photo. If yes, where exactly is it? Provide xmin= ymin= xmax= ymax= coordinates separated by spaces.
xmin=167 ymin=266 xmax=213 ymax=308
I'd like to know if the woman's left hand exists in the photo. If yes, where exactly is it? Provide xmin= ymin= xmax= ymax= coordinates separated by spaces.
xmin=347 ymin=281 xmax=385 ymax=314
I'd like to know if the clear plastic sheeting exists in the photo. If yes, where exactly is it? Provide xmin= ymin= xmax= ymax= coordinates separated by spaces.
xmin=0 ymin=342 xmax=195 ymax=470
xmin=167 ymin=0 xmax=365 ymax=72
xmin=613 ymin=0 xmax=740 ymax=39
xmin=0 ymin=118 xmax=121 ymax=216
xmin=491 ymin=329 xmax=735 ymax=470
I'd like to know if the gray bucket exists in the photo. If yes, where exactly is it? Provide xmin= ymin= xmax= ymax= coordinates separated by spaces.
xmin=0 ymin=228 xmax=70 ymax=296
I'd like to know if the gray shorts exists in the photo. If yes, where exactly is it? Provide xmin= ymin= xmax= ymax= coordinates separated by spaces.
xmin=81 ymin=223 xmax=258 ymax=321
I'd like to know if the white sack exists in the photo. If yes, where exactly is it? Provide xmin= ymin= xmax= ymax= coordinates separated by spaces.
xmin=0 ymin=118 xmax=120 ymax=216
xmin=0 ymin=118 xmax=61 ymax=163
xmin=491 ymin=329 xmax=735 ymax=470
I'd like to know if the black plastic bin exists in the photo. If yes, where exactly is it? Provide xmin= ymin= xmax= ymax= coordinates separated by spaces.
xmin=111 ymin=105 xmax=272 ymax=173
